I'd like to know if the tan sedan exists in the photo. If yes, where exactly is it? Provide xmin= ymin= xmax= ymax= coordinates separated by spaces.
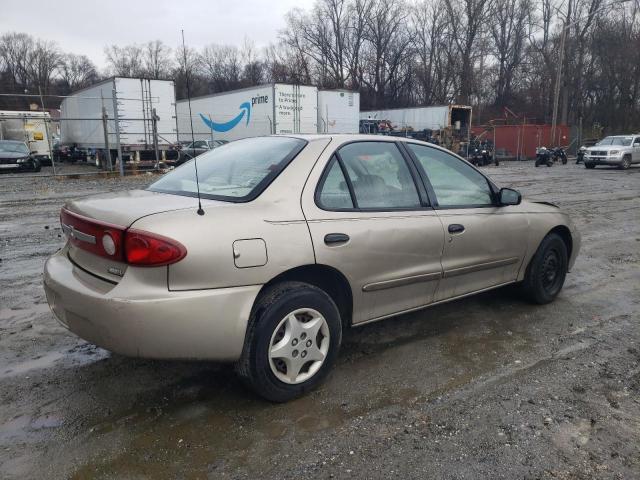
xmin=44 ymin=135 xmax=580 ymax=401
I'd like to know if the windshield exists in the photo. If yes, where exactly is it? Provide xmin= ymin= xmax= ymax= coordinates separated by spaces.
xmin=149 ymin=137 xmax=307 ymax=202
xmin=0 ymin=142 xmax=28 ymax=154
xmin=597 ymin=136 xmax=632 ymax=146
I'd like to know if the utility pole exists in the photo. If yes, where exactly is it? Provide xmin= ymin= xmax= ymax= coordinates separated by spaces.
xmin=551 ymin=25 xmax=567 ymax=148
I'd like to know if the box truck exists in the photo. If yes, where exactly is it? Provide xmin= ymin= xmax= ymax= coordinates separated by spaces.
xmin=176 ymin=84 xmax=321 ymax=142
xmin=60 ymin=77 xmax=178 ymax=167
xmin=0 ymin=110 xmax=53 ymax=164
xmin=317 ymin=90 xmax=360 ymax=134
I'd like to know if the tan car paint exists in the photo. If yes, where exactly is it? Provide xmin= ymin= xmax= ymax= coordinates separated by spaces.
xmin=44 ymin=134 xmax=580 ymax=361
xmin=300 ymin=137 xmax=445 ymax=323
xmin=434 ymin=207 xmax=529 ymax=300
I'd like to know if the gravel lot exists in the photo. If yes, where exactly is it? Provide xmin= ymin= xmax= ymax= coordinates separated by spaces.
xmin=1 ymin=162 xmax=639 ymax=479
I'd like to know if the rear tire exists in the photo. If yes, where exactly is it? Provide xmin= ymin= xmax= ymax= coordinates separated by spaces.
xmin=521 ymin=233 xmax=568 ymax=304
xmin=236 ymin=281 xmax=342 ymax=402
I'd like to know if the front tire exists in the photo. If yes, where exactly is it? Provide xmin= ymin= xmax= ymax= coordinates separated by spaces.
xmin=620 ymin=155 xmax=631 ymax=170
xmin=585 ymin=162 xmax=595 ymax=169
xmin=236 ymin=281 xmax=342 ymax=402
xmin=521 ymin=233 xmax=568 ymax=304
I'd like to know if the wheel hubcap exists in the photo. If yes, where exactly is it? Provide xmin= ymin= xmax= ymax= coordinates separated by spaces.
xmin=268 ymin=308 xmax=330 ymax=385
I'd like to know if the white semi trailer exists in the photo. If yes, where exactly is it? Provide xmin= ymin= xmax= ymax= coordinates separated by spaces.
xmin=60 ymin=77 xmax=178 ymax=168
xmin=317 ymin=90 xmax=360 ymax=134
xmin=176 ymin=84 xmax=360 ymax=141
xmin=360 ymin=105 xmax=472 ymax=136
xmin=0 ymin=110 xmax=53 ymax=164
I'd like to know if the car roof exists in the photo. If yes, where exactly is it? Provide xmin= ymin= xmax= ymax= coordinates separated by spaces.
xmin=281 ymin=133 xmax=454 ymax=154
xmin=0 ymin=139 xmax=25 ymax=144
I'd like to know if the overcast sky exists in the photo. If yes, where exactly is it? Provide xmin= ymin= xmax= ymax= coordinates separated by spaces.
xmin=1 ymin=0 xmax=314 ymax=68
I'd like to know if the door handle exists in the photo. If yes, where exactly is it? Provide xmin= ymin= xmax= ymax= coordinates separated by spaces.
xmin=324 ymin=233 xmax=350 ymax=245
xmin=448 ymin=224 xmax=465 ymax=234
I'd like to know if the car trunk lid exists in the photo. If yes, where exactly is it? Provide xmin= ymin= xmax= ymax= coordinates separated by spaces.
xmin=63 ymin=189 xmax=201 ymax=282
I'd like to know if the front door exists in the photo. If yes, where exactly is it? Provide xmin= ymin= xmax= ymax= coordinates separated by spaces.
xmin=301 ymin=140 xmax=445 ymax=324
xmin=405 ymin=143 xmax=528 ymax=300
xmin=633 ymin=137 xmax=640 ymax=162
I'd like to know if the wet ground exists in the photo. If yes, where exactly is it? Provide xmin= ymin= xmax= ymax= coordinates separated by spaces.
xmin=1 ymin=162 xmax=639 ymax=479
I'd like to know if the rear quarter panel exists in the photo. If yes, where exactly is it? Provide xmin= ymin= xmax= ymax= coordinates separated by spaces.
xmin=131 ymin=137 xmax=331 ymax=290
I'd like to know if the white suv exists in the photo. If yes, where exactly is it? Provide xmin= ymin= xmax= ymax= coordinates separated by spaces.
xmin=584 ymin=135 xmax=640 ymax=169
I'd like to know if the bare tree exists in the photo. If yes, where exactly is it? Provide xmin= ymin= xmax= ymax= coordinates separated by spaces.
xmin=58 ymin=54 xmax=99 ymax=92
xmin=240 ymin=38 xmax=264 ymax=85
xmin=201 ymin=44 xmax=242 ymax=92
xmin=143 ymin=40 xmax=173 ymax=79
xmin=443 ymin=0 xmax=494 ymax=104
xmin=0 ymin=32 xmax=34 ymax=89
xmin=489 ymin=0 xmax=532 ymax=107
xmin=104 ymin=44 xmax=144 ymax=77
xmin=360 ymin=0 xmax=413 ymax=107
xmin=24 ymin=39 xmax=61 ymax=97
xmin=413 ymin=0 xmax=456 ymax=104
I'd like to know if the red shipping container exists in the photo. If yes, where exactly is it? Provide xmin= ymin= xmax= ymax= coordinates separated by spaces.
xmin=471 ymin=124 xmax=570 ymax=160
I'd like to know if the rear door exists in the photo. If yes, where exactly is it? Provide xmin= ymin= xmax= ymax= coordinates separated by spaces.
xmin=301 ymin=139 xmax=445 ymax=324
xmin=405 ymin=143 xmax=528 ymax=300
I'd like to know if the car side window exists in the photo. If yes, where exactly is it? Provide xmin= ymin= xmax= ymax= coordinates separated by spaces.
xmin=407 ymin=144 xmax=494 ymax=207
xmin=338 ymin=142 xmax=421 ymax=209
xmin=634 ymin=137 xmax=640 ymax=146
xmin=317 ymin=156 xmax=354 ymax=210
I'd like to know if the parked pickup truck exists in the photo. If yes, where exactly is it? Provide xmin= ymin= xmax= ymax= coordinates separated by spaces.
xmin=584 ymin=135 xmax=640 ymax=169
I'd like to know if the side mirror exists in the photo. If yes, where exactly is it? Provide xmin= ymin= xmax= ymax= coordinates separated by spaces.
xmin=31 ymin=150 xmax=38 ymax=155
xmin=499 ymin=187 xmax=521 ymax=206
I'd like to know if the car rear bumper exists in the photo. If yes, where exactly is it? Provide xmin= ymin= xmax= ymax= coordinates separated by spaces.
xmin=43 ymin=249 xmax=261 ymax=361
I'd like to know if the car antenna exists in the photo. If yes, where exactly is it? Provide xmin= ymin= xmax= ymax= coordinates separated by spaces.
xmin=181 ymin=29 xmax=204 ymax=216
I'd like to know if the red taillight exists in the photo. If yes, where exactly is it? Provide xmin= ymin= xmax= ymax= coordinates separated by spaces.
xmin=124 ymin=229 xmax=187 ymax=266
xmin=60 ymin=208 xmax=124 ymax=260
xmin=60 ymin=208 xmax=186 ymax=267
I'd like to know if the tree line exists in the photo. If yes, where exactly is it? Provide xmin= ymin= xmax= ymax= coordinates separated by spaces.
xmin=1 ymin=0 xmax=639 ymax=134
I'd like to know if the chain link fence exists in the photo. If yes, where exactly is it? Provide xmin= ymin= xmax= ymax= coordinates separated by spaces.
xmin=0 ymin=90 xmax=183 ymax=179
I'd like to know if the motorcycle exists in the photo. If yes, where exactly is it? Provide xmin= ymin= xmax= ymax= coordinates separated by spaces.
xmin=469 ymin=145 xmax=484 ymax=166
xmin=535 ymin=146 xmax=553 ymax=167
xmin=468 ymin=140 xmax=498 ymax=166
xmin=552 ymin=147 xmax=568 ymax=165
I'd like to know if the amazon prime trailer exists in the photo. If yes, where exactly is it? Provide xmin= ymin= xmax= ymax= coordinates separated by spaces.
xmin=59 ymin=77 xmax=178 ymax=168
xmin=176 ymin=84 xmax=319 ymax=142
xmin=176 ymin=84 xmax=360 ymax=142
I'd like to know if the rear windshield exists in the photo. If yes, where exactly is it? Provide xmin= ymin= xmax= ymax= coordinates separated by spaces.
xmin=148 ymin=137 xmax=307 ymax=202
